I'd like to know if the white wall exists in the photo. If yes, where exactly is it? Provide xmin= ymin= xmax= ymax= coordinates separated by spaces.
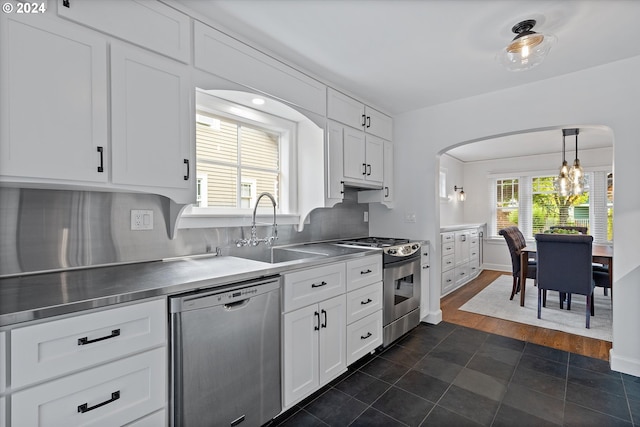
xmin=369 ymin=55 xmax=640 ymax=376
xmin=439 ymin=154 xmax=464 ymax=226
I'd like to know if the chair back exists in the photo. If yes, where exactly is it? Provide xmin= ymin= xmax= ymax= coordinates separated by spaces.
xmin=534 ymin=233 xmax=593 ymax=296
xmin=549 ymin=225 xmax=588 ymax=234
xmin=499 ymin=227 xmax=527 ymax=276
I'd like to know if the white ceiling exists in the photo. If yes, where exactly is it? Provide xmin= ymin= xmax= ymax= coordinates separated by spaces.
xmin=173 ymin=0 xmax=635 ymax=161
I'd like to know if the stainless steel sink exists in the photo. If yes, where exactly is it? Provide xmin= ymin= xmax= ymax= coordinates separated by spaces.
xmin=232 ymin=242 xmax=375 ymax=264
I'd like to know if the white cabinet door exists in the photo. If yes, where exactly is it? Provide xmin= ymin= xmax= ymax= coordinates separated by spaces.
xmin=326 ymin=121 xmax=345 ymax=201
xmin=346 ymin=310 xmax=383 ymax=366
xmin=110 ymin=42 xmax=193 ymax=202
xmin=0 ymin=13 xmax=108 ymax=183
xmin=454 ymin=230 xmax=470 ymax=266
xmin=342 ymin=125 xmax=367 ymax=182
xmin=365 ymin=106 xmax=393 ymax=141
xmin=57 ymin=0 xmax=190 ymax=63
xmin=283 ymin=305 xmax=319 ymax=408
xmin=318 ymin=295 xmax=346 ymax=385
xmin=383 ymin=140 xmax=394 ymax=202
xmin=346 ymin=255 xmax=383 ymax=292
xmin=327 ymin=88 xmax=365 ymax=130
xmin=365 ymin=135 xmax=384 ymax=184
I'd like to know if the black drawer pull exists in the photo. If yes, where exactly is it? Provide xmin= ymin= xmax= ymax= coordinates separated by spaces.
xmin=361 ymin=298 xmax=373 ymax=305
xmin=311 ymin=281 xmax=327 ymax=288
xmin=78 ymin=391 xmax=120 ymax=413
xmin=360 ymin=269 xmax=372 ymax=275
xmin=96 ymin=146 xmax=104 ymax=173
xmin=183 ymin=159 xmax=190 ymax=180
xmin=361 ymin=332 xmax=372 ymax=340
xmin=78 ymin=329 xmax=120 ymax=346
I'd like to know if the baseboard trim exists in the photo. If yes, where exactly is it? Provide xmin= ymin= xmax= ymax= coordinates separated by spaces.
xmin=609 ymin=348 xmax=640 ymax=377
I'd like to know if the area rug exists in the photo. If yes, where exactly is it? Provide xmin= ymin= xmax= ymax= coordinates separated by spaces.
xmin=459 ymin=275 xmax=612 ymax=341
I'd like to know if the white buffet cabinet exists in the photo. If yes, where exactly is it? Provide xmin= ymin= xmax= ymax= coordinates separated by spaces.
xmin=440 ymin=225 xmax=484 ymax=296
xmin=282 ymin=254 xmax=383 ymax=409
xmin=2 ymin=298 xmax=167 ymax=427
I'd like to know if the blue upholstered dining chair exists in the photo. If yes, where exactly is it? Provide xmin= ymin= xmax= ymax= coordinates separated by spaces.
xmin=534 ymin=233 xmax=596 ymax=328
xmin=499 ymin=226 xmax=537 ymax=300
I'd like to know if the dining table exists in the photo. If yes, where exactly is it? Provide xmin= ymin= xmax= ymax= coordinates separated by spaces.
xmin=519 ymin=243 xmax=613 ymax=306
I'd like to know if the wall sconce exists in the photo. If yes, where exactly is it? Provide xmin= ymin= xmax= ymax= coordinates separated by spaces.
xmin=454 ymin=185 xmax=466 ymax=201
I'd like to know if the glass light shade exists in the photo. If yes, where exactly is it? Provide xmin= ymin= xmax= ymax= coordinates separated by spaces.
xmin=459 ymin=190 xmax=466 ymax=202
xmin=497 ymin=33 xmax=557 ymax=72
xmin=569 ymin=159 xmax=585 ymax=195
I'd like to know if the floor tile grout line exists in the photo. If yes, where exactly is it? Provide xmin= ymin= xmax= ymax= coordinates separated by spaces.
xmin=489 ymin=338 xmax=528 ymax=426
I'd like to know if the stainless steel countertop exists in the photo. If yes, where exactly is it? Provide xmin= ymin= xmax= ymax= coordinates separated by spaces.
xmin=0 ymin=244 xmax=379 ymax=327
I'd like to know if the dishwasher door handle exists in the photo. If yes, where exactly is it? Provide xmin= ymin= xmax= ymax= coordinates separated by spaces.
xmin=224 ymin=299 xmax=250 ymax=310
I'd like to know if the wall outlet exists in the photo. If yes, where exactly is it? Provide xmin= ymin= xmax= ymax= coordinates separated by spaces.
xmin=131 ymin=209 xmax=153 ymax=230
xmin=364 ymin=211 xmax=369 ymax=222
xmin=404 ymin=211 xmax=417 ymax=223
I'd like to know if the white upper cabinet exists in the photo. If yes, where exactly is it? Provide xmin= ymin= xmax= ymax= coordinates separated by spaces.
xmin=327 ymin=88 xmax=392 ymax=140
xmin=193 ymin=21 xmax=326 ymax=116
xmin=110 ymin=42 xmax=193 ymax=202
xmin=57 ymin=0 xmax=190 ymax=63
xmin=0 ymin=13 xmax=108 ymax=184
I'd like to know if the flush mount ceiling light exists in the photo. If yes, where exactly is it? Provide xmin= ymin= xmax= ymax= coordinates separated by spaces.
xmin=497 ymin=19 xmax=557 ymax=72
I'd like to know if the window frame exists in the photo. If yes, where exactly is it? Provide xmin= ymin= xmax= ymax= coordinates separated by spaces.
xmin=183 ymin=93 xmax=297 ymax=222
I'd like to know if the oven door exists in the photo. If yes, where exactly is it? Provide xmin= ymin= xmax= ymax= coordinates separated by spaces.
xmin=383 ymin=256 xmax=421 ymax=325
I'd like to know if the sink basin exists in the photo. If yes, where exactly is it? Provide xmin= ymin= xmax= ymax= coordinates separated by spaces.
xmin=233 ymin=247 xmax=327 ymax=264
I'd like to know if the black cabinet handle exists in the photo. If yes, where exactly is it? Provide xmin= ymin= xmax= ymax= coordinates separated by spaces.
xmin=321 ymin=309 xmax=327 ymax=328
xmin=340 ymin=180 xmax=345 ymax=195
xmin=314 ymin=311 xmax=320 ymax=331
xmin=367 ymin=164 xmax=371 ymax=176
xmin=361 ymin=114 xmax=366 ymax=127
xmin=183 ymin=159 xmax=189 ymax=180
xmin=360 ymin=269 xmax=372 ymax=275
xmin=361 ymin=332 xmax=372 ymax=340
xmin=384 ymin=187 xmax=389 ymax=197
xmin=78 ymin=329 xmax=120 ymax=346
xmin=361 ymin=298 xmax=372 ymax=305
xmin=362 ymin=163 xmax=367 ymax=175
xmin=96 ymin=146 xmax=104 ymax=173
xmin=63 ymin=0 xmax=70 ymax=7
xmin=78 ymin=391 xmax=120 ymax=413
xmin=311 ymin=281 xmax=327 ymax=288
xmin=423 ymin=265 xmax=430 ymax=269
xmin=366 ymin=116 xmax=371 ymax=128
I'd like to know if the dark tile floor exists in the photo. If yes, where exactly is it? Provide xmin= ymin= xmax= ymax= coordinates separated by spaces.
xmin=271 ymin=322 xmax=640 ymax=427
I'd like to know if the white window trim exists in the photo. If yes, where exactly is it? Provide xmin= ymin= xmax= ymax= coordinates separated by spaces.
xmin=184 ymin=91 xmax=298 ymax=224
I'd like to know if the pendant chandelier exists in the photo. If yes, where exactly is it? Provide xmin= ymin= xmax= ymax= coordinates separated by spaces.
xmin=554 ymin=129 xmax=584 ymax=196
xmin=568 ymin=129 xmax=585 ymax=195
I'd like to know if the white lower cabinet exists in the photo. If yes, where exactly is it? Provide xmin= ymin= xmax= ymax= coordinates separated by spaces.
xmin=283 ymin=294 xmax=346 ymax=408
xmin=346 ymin=310 xmax=383 ymax=365
xmin=11 ymin=348 xmax=165 ymax=427
xmin=123 ymin=408 xmax=166 ymax=426
xmin=441 ymin=227 xmax=483 ymax=296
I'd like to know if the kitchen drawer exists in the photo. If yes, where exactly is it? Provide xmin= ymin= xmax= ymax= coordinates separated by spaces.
xmin=11 ymin=298 xmax=166 ymax=389
xmin=470 ymin=244 xmax=480 ymax=260
xmin=441 ymin=232 xmax=454 ymax=244
xmin=442 ymin=254 xmax=455 ymax=272
xmin=470 ymin=263 xmax=480 ymax=278
xmin=455 ymin=265 xmax=471 ymax=286
xmin=124 ymin=408 xmax=167 ymax=427
xmin=11 ymin=347 xmax=166 ymax=427
xmin=442 ymin=269 xmax=455 ymax=294
xmin=284 ymin=263 xmax=346 ymax=312
xmin=346 ymin=255 xmax=382 ymax=291
xmin=346 ymin=282 xmax=382 ymax=324
xmin=441 ymin=241 xmax=455 ymax=256
xmin=346 ymin=310 xmax=382 ymax=366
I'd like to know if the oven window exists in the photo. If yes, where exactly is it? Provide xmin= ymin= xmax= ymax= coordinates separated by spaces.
xmin=394 ymin=273 xmax=415 ymax=304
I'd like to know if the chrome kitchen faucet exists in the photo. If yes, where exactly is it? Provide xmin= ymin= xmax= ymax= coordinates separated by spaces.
xmin=236 ymin=192 xmax=278 ymax=247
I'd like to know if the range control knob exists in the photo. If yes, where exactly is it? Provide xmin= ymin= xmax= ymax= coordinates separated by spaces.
xmin=412 ymin=244 xmax=420 ymax=250
xmin=388 ymin=248 xmax=397 ymax=255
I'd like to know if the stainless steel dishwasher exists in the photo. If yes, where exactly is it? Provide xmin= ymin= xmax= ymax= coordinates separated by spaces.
xmin=169 ymin=275 xmax=281 ymax=427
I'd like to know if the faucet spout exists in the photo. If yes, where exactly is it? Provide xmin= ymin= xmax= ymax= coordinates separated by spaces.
xmin=236 ymin=192 xmax=278 ymax=247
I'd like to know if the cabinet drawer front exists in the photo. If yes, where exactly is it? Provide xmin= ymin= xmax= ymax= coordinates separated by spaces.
xmin=470 ymin=245 xmax=480 ymax=260
xmin=11 ymin=299 xmax=166 ymax=388
xmin=346 ymin=255 xmax=382 ymax=291
xmin=442 ymin=270 xmax=455 ymax=294
xmin=441 ymin=233 xmax=454 ymax=243
xmin=442 ymin=254 xmax=455 ymax=272
xmin=124 ymin=409 xmax=166 ymax=427
xmin=284 ymin=263 xmax=346 ymax=312
xmin=346 ymin=311 xmax=382 ymax=366
xmin=346 ymin=282 xmax=382 ymax=324
xmin=442 ymin=242 xmax=455 ymax=256
xmin=11 ymin=348 xmax=166 ymax=427
xmin=455 ymin=265 xmax=471 ymax=286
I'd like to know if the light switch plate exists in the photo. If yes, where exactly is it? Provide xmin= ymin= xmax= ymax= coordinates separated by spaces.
xmin=131 ymin=209 xmax=153 ymax=230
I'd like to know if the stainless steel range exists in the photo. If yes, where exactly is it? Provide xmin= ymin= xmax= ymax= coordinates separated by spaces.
xmin=338 ymin=237 xmax=422 ymax=346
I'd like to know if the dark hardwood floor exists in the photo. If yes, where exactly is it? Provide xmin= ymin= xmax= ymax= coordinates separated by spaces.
xmin=440 ymin=270 xmax=612 ymax=361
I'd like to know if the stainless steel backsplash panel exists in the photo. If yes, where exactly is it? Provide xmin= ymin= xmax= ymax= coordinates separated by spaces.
xmin=0 ymin=188 xmax=368 ymax=276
